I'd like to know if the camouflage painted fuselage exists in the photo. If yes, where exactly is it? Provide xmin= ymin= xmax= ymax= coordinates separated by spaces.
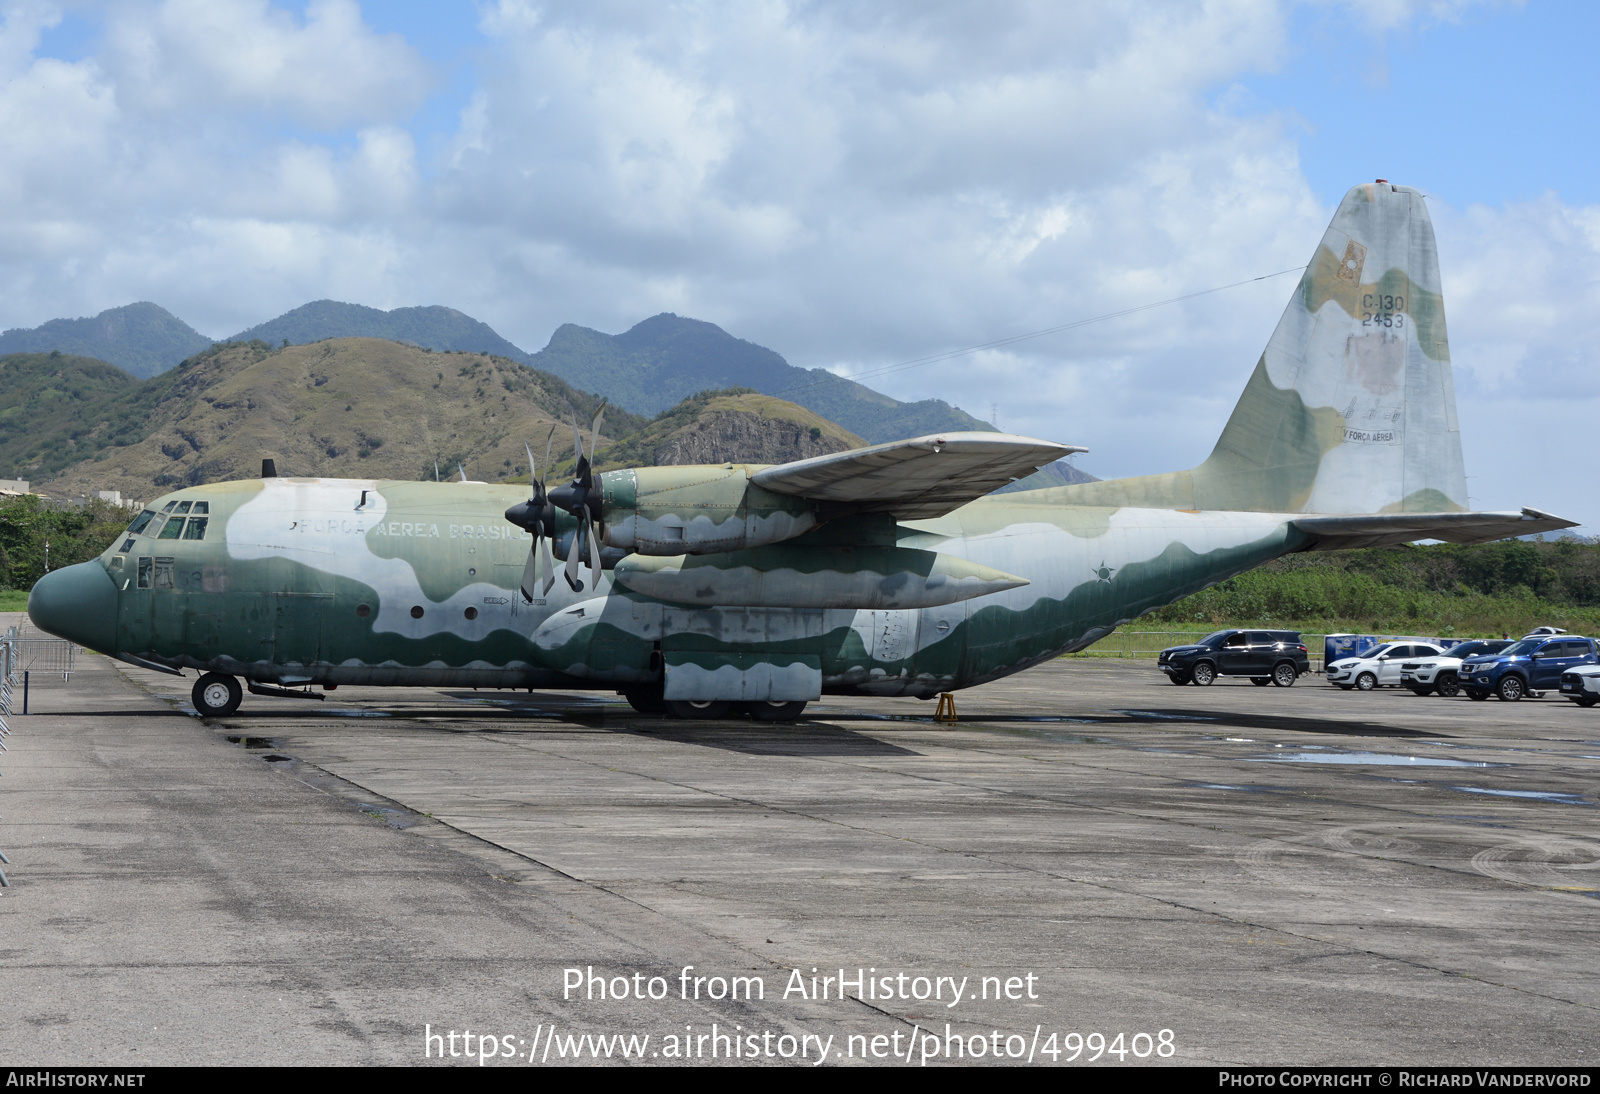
xmin=97 ymin=475 xmax=1309 ymax=698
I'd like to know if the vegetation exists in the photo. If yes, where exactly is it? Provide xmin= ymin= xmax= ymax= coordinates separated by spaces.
xmin=0 ymin=495 xmax=131 ymax=590
xmin=526 ymin=313 xmax=994 ymax=443
xmin=590 ymin=388 xmax=864 ymax=473
xmin=0 ymin=302 xmax=212 ymax=379
xmin=1147 ymin=538 xmax=1600 ymax=636
xmin=225 ymin=300 xmax=530 ymax=362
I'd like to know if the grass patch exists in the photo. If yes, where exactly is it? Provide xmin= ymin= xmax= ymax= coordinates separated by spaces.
xmin=0 ymin=588 xmax=29 ymax=611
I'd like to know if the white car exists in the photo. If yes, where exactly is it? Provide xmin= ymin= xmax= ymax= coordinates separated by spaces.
xmin=1559 ymin=664 xmax=1600 ymax=707
xmin=1326 ymin=641 xmax=1447 ymax=691
xmin=1399 ymin=640 xmax=1513 ymax=697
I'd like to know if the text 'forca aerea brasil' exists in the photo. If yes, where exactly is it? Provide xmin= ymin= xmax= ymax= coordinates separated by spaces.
xmin=563 ymin=967 xmax=1041 ymax=1008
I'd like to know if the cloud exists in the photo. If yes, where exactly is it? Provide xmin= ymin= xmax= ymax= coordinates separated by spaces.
xmin=0 ymin=0 xmax=1594 ymax=529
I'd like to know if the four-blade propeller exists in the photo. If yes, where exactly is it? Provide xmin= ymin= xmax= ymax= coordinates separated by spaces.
xmin=547 ymin=400 xmax=607 ymax=593
xmin=502 ymin=400 xmax=607 ymax=598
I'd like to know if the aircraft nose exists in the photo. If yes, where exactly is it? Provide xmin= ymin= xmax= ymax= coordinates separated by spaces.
xmin=27 ymin=562 xmax=119 ymax=654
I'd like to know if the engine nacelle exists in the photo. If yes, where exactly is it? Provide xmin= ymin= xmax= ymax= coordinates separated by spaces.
xmin=599 ymin=465 xmax=820 ymax=556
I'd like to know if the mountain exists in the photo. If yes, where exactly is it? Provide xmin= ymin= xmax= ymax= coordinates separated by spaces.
xmin=226 ymin=301 xmax=531 ymax=362
xmin=0 ymin=303 xmax=213 ymax=379
xmin=527 ymin=313 xmax=995 ymax=444
xmin=993 ymin=457 xmax=1101 ymax=493
xmin=593 ymin=388 xmax=866 ymax=472
xmin=25 ymin=340 xmax=641 ymax=501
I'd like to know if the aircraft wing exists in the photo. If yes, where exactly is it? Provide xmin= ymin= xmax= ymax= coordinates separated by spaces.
xmin=1291 ymin=508 xmax=1578 ymax=551
xmin=750 ymin=432 xmax=1083 ymax=520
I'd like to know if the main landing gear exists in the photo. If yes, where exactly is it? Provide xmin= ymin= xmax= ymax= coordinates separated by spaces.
xmin=620 ymin=688 xmax=808 ymax=722
xmin=192 ymin=673 xmax=243 ymax=717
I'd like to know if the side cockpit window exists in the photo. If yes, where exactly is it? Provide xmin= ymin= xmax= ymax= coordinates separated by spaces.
xmin=137 ymin=557 xmax=152 ymax=589
xmin=127 ymin=510 xmax=156 ymax=535
xmin=182 ymin=518 xmax=208 ymax=540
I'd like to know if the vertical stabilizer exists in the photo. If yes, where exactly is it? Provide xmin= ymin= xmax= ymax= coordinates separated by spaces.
xmin=1059 ymin=182 xmax=1468 ymax=515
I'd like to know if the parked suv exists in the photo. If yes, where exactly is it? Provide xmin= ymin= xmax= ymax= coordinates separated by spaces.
xmin=1400 ymin=640 xmax=1513 ymax=697
xmin=1326 ymin=641 xmax=1447 ymax=690
xmin=1458 ymin=636 xmax=1598 ymax=701
xmin=1158 ymin=630 xmax=1310 ymax=687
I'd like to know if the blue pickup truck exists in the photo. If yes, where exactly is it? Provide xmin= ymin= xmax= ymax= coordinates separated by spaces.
xmin=1458 ymin=636 xmax=1598 ymax=701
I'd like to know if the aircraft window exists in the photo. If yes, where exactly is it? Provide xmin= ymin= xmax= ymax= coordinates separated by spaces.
xmin=127 ymin=511 xmax=156 ymax=535
xmin=182 ymin=518 xmax=208 ymax=540
xmin=161 ymin=501 xmax=178 ymax=513
xmin=120 ymin=538 xmax=136 ymax=552
xmin=174 ymin=501 xmax=193 ymax=515
xmin=153 ymin=558 xmax=174 ymax=589
xmin=464 ymin=606 xmax=478 ymax=620
xmin=137 ymin=557 xmax=152 ymax=589
xmin=355 ymin=604 xmax=371 ymax=618
xmin=156 ymin=517 xmax=185 ymax=540
xmin=410 ymin=605 xmax=425 ymax=619
xmin=110 ymin=556 xmax=124 ymax=569
xmin=190 ymin=501 xmax=209 ymax=515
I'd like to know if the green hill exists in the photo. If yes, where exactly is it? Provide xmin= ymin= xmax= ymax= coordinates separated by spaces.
xmin=0 ymin=303 xmax=213 ymax=379
xmin=592 ymin=388 xmax=866 ymax=473
xmin=22 ymin=340 xmax=641 ymax=502
xmin=528 ymin=313 xmax=995 ymax=444
xmin=226 ymin=300 xmax=531 ymax=362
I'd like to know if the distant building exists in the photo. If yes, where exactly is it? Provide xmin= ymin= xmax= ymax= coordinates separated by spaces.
xmin=0 ymin=477 xmax=30 ymax=496
xmin=94 ymin=490 xmax=141 ymax=509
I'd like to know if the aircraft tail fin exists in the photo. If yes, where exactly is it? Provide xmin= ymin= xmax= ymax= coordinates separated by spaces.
xmin=1061 ymin=181 xmax=1468 ymax=515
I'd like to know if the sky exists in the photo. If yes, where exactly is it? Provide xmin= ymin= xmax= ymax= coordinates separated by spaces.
xmin=3 ymin=0 xmax=1598 ymax=530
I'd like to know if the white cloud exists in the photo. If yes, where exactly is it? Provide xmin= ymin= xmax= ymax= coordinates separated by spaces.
xmin=0 ymin=0 xmax=1595 ymax=531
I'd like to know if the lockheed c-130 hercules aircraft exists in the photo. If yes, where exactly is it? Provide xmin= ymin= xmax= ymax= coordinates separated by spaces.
xmin=28 ymin=182 xmax=1576 ymax=720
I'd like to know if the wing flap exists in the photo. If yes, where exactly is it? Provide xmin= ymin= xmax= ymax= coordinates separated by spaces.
xmin=751 ymin=432 xmax=1081 ymax=520
xmin=1292 ymin=507 xmax=1578 ymax=551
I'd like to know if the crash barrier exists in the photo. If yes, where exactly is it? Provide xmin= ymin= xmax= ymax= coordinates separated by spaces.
xmin=0 ymin=627 xmax=16 ymax=885
xmin=1073 ymin=630 xmax=1331 ymax=672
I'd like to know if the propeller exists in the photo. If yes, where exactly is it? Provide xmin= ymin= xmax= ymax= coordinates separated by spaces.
xmin=502 ymin=427 xmax=558 ymax=599
xmin=547 ymin=400 xmax=607 ymax=593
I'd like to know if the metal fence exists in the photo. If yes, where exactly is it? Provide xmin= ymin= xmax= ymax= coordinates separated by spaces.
xmin=12 ymin=623 xmax=74 ymax=680
xmin=1072 ymin=630 xmax=1330 ymax=672
xmin=0 ymin=627 xmax=16 ymax=886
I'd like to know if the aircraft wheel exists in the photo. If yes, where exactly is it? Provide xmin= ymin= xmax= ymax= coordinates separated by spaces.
xmin=1272 ymin=662 xmax=1298 ymax=687
xmin=1436 ymin=673 xmax=1460 ymax=698
xmin=1355 ymin=672 xmax=1377 ymax=692
xmin=748 ymin=701 xmax=807 ymax=723
xmin=1191 ymin=662 xmax=1217 ymax=686
xmin=1250 ymin=677 xmax=1270 ymax=687
xmin=192 ymin=673 xmax=242 ymax=718
xmin=1496 ymin=676 xmax=1526 ymax=702
xmin=622 ymin=688 xmax=667 ymax=715
xmin=665 ymin=700 xmax=731 ymax=721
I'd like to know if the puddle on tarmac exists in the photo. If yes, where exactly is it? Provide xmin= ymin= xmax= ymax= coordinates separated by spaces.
xmin=1449 ymin=786 xmax=1589 ymax=805
xmin=1113 ymin=710 xmax=1217 ymax=722
xmin=1249 ymin=751 xmax=1499 ymax=768
xmin=1188 ymin=783 xmax=1282 ymax=793
xmin=317 ymin=709 xmax=392 ymax=718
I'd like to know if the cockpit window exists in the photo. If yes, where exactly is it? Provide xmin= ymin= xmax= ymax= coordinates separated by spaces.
xmin=190 ymin=501 xmax=209 ymax=515
xmin=156 ymin=516 xmax=185 ymax=540
xmin=161 ymin=501 xmax=178 ymax=513
xmin=182 ymin=518 xmax=208 ymax=540
xmin=127 ymin=511 xmax=156 ymax=535
xmin=174 ymin=501 xmax=193 ymax=515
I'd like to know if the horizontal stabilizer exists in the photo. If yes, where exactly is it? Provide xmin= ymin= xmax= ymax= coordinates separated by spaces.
xmin=1291 ymin=507 xmax=1577 ymax=551
xmin=752 ymin=432 xmax=1080 ymax=520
